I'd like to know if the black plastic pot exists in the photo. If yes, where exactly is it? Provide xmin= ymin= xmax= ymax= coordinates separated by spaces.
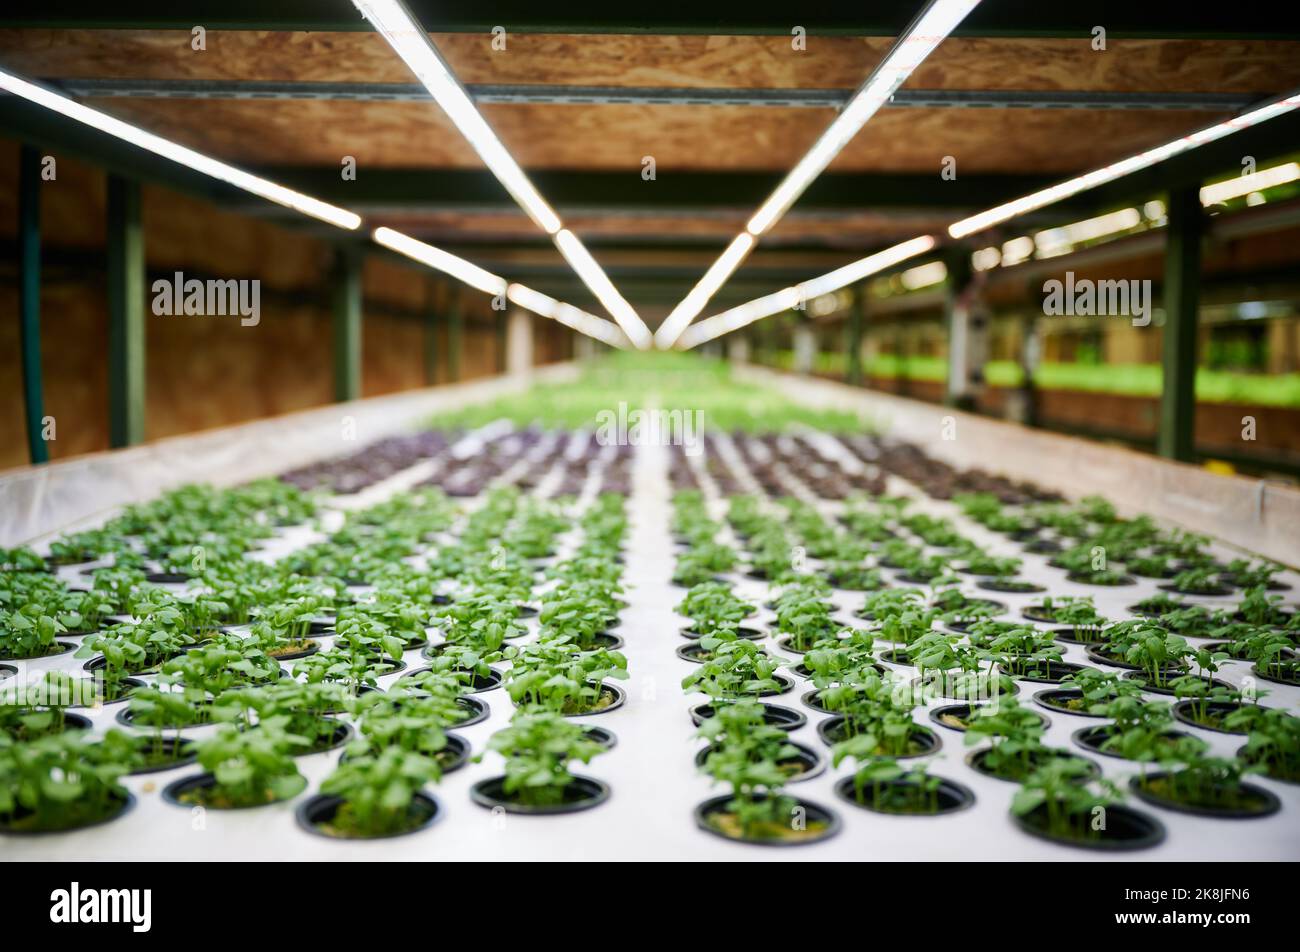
xmin=562 ymin=681 xmax=626 ymax=716
xmin=116 ymin=704 xmax=212 ymax=730
xmin=1033 ymin=688 xmax=1108 ymax=718
xmin=978 ymin=579 xmax=1046 ymax=594
xmin=0 ymin=791 xmax=135 ymax=836
xmin=405 ymin=663 xmax=502 ymax=694
xmin=1130 ymin=773 xmax=1281 ymax=819
xmin=1003 ymin=660 xmax=1091 ymax=685
xmin=879 ymin=648 xmax=912 ymax=666
xmin=124 ymin=736 xmax=198 ymax=775
xmin=293 ymin=718 xmax=352 ymax=757
xmin=470 ymin=775 xmax=610 ymax=815
xmin=1 ymin=641 xmax=76 ymax=663
xmin=1071 ymin=724 xmax=1198 ymax=761
xmin=582 ymin=725 xmax=618 ymax=750
xmin=267 ymin=640 xmax=320 ymax=662
xmin=1119 ymin=671 xmax=1232 ymax=697
xmin=161 ymin=773 xmax=299 ymax=810
xmin=675 ymin=641 xmax=714 ymax=664
xmin=1172 ymin=700 xmax=1261 ymax=734
xmin=1013 ymin=802 xmax=1165 ymax=852
xmin=144 ymin=571 xmax=191 ymax=584
xmin=307 ymin=617 xmax=336 ymax=635
xmin=929 ymin=702 xmax=1049 ymax=732
xmin=694 ymin=794 xmax=840 ymax=847
xmin=817 ymin=716 xmax=940 ymax=757
xmin=694 ymin=740 xmax=824 ymax=782
xmin=834 ymin=775 xmax=975 ymax=816
xmin=967 ymin=747 xmax=1100 ymax=784
xmin=1020 ymin=606 xmax=1060 ymax=624
xmin=1235 ymin=745 xmax=1299 ymax=786
xmin=681 ymin=625 xmax=763 ymax=641
xmin=1050 ymin=626 xmax=1105 ymax=646
xmin=1023 ymin=539 xmax=1063 ymax=554
xmin=440 ymin=733 xmax=472 ymax=771
xmin=1084 ymin=646 xmax=1187 ymax=677
xmin=1253 ymin=663 xmax=1300 ymax=688
xmin=584 ymin=632 xmax=625 ymax=650
xmin=913 ymin=672 xmax=1019 ymax=701
xmin=0 ymin=663 xmax=15 ymax=682
xmin=296 ymin=792 xmax=441 ymax=840
xmin=453 ymin=695 xmax=491 ymax=727
xmin=1066 ymin=571 xmax=1137 ymax=587
xmin=691 ymin=701 xmax=806 ymax=731
xmin=1158 ymin=582 xmax=1234 ymax=597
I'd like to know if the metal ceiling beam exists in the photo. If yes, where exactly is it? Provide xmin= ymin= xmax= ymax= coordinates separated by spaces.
xmin=2 ymin=4 xmax=1298 ymax=38
xmin=47 ymin=78 xmax=1263 ymax=113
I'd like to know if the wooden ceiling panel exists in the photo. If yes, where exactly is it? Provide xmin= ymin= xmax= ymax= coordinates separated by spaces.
xmin=89 ymin=98 xmax=1224 ymax=175
xmin=0 ymin=29 xmax=1297 ymax=94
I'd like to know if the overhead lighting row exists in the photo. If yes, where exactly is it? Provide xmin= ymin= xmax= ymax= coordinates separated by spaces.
xmin=0 ymin=66 xmax=629 ymax=348
xmin=681 ymin=89 xmax=1300 ymax=350
xmin=653 ymin=0 xmax=985 ymax=348
xmin=352 ymin=0 xmax=653 ymax=349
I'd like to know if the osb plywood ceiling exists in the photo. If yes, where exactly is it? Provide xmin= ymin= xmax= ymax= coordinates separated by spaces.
xmin=2 ymin=26 xmax=1299 ymax=259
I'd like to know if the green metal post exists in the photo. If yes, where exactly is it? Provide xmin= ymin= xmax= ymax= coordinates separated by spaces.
xmin=107 ymin=175 xmax=145 ymax=447
xmin=1158 ymin=184 xmax=1203 ymax=461
xmin=847 ymin=285 xmax=865 ymax=386
xmin=943 ymin=247 xmax=976 ymax=409
xmin=447 ymin=287 xmax=464 ymax=382
xmin=19 ymin=146 xmax=48 ymax=464
xmin=332 ymin=245 xmax=362 ymax=402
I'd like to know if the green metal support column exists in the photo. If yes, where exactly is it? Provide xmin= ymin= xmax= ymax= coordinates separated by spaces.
xmin=447 ymin=287 xmax=464 ymax=382
xmin=846 ymin=285 xmax=865 ymax=387
xmin=19 ymin=146 xmax=48 ymax=464
xmin=943 ymin=246 xmax=976 ymax=410
xmin=1158 ymin=184 xmax=1203 ymax=461
xmin=423 ymin=279 xmax=441 ymax=385
xmin=107 ymin=175 xmax=145 ymax=448
xmin=332 ymin=245 xmax=362 ymax=402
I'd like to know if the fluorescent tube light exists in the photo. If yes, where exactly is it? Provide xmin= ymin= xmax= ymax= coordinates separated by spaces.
xmin=949 ymin=91 xmax=1300 ymax=239
xmin=0 ymin=67 xmax=361 ymax=230
xmin=506 ymin=283 xmax=629 ymax=349
xmin=655 ymin=0 xmax=980 ymax=349
xmin=794 ymin=235 xmax=937 ymax=301
xmin=652 ymin=233 xmax=756 ymax=348
xmin=1200 ymin=161 xmax=1300 ymax=204
xmin=899 ymin=260 xmax=948 ymax=290
xmin=352 ymin=0 xmax=562 ymax=235
xmin=678 ymin=236 xmax=936 ymax=349
xmin=373 ymin=226 xmax=507 ymax=296
xmin=745 ymin=0 xmax=982 ymax=237
xmin=554 ymin=230 xmax=653 ymax=349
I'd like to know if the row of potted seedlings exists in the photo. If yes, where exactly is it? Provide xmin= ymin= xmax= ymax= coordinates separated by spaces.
xmin=664 ymin=441 xmax=1297 ymax=851
xmin=0 ymin=458 xmax=631 ymax=837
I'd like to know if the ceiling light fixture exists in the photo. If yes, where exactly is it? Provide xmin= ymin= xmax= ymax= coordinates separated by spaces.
xmin=678 ymin=236 xmax=936 ymax=349
xmin=0 ymin=67 xmax=361 ymax=230
xmin=374 ymin=227 xmax=629 ymax=347
xmin=949 ymin=90 xmax=1300 ymax=239
xmin=654 ymin=0 xmax=982 ymax=348
xmin=352 ymin=0 xmax=653 ymax=348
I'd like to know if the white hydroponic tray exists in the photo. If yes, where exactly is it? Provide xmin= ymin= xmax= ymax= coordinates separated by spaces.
xmin=3 ymin=434 xmax=1298 ymax=862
